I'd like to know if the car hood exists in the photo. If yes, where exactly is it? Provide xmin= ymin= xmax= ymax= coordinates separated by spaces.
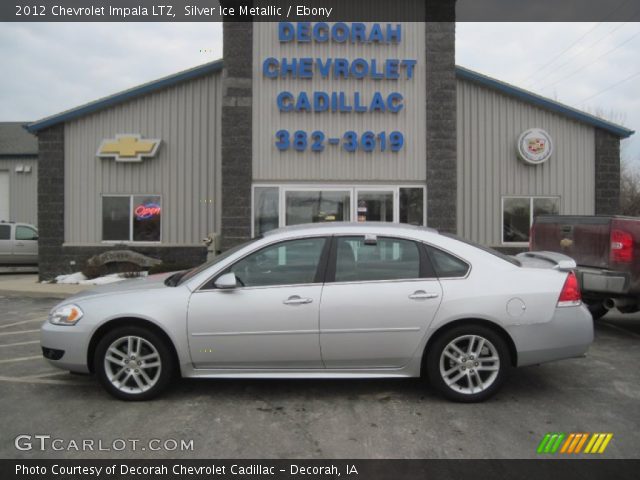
xmin=64 ymin=272 xmax=179 ymax=302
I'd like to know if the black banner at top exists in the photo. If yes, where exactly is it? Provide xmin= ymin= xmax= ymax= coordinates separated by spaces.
xmin=2 ymin=0 xmax=640 ymax=22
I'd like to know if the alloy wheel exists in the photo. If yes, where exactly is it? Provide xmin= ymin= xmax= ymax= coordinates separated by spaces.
xmin=439 ymin=334 xmax=500 ymax=395
xmin=103 ymin=335 xmax=162 ymax=394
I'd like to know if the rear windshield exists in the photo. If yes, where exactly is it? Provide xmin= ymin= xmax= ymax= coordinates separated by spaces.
xmin=440 ymin=233 xmax=521 ymax=267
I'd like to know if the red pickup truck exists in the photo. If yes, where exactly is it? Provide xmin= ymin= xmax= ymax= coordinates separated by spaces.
xmin=530 ymin=215 xmax=640 ymax=319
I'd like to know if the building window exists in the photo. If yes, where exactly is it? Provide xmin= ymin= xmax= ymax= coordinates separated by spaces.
xmin=252 ymin=185 xmax=426 ymax=236
xmin=399 ymin=188 xmax=424 ymax=226
xmin=502 ymin=196 xmax=559 ymax=244
xmin=102 ymin=195 xmax=161 ymax=242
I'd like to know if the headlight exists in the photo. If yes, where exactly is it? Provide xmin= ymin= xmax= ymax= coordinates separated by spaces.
xmin=49 ymin=304 xmax=84 ymax=326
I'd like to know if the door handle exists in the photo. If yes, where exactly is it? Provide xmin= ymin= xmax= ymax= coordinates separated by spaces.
xmin=408 ymin=290 xmax=439 ymax=300
xmin=283 ymin=295 xmax=313 ymax=305
xmin=15 ymin=243 xmax=24 ymax=247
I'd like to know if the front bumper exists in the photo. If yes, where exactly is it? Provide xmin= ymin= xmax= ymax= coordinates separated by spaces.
xmin=40 ymin=321 xmax=92 ymax=373
xmin=509 ymin=304 xmax=594 ymax=367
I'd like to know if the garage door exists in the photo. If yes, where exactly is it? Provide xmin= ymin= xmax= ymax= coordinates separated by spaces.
xmin=0 ymin=171 xmax=9 ymax=222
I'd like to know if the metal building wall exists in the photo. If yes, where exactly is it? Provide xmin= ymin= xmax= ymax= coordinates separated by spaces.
xmin=252 ymin=22 xmax=427 ymax=182
xmin=0 ymin=157 xmax=38 ymax=225
xmin=64 ymin=72 xmax=222 ymax=245
xmin=457 ymin=78 xmax=596 ymax=247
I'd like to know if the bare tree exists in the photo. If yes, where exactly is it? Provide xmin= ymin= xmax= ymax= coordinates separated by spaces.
xmin=620 ymin=159 xmax=640 ymax=217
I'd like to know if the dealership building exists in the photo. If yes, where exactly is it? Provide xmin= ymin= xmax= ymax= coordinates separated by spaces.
xmin=26 ymin=20 xmax=634 ymax=279
xmin=0 ymin=123 xmax=38 ymax=225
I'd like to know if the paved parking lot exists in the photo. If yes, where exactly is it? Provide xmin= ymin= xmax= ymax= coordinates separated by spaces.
xmin=1 ymin=295 xmax=639 ymax=459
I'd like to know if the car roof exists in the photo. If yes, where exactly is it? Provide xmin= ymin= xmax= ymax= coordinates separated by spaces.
xmin=262 ymin=222 xmax=439 ymax=237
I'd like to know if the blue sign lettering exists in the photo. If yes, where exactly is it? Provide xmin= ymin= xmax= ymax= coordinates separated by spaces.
xmin=278 ymin=22 xmax=402 ymax=44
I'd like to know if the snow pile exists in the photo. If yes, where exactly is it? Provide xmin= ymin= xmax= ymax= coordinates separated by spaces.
xmin=52 ymin=271 xmax=148 ymax=285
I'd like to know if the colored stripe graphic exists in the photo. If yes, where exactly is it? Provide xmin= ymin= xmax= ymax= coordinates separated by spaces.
xmin=537 ymin=433 xmax=565 ymax=454
xmin=560 ymin=433 xmax=589 ymax=453
xmin=539 ymin=433 xmax=613 ymax=454
xmin=584 ymin=433 xmax=613 ymax=454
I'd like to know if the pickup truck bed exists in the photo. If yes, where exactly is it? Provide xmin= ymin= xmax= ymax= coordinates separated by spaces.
xmin=531 ymin=215 xmax=640 ymax=318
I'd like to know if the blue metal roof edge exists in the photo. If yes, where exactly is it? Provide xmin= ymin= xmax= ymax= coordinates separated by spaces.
xmin=25 ymin=60 xmax=223 ymax=133
xmin=24 ymin=60 xmax=633 ymax=139
xmin=455 ymin=66 xmax=634 ymax=139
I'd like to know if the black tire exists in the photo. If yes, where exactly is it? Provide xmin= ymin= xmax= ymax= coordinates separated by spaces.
xmin=426 ymin=325 xmax=510 ymax=403
xmin=94 ymin=326 xmax=174 ymax=401
xmin=586 ymin=302 xmax=607 ymax=321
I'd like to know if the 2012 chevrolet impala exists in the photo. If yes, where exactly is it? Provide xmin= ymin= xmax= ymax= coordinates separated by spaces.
xmin=41 ymin=223 xmax=593 ymax=402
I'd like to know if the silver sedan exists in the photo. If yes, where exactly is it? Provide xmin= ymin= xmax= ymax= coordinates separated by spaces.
xmin=40 ymin=223 xmax=593 ymax=402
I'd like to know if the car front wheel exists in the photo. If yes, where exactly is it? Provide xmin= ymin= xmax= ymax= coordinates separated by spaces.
xmin=427 ymin=325 xmax=510 ymax=402
xmin=94 ymin=326 xmax=174 ymax=401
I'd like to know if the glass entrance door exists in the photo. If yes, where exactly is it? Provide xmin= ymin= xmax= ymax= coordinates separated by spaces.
xmin=355 ymin=190 xmax=394 ymax=222
xmin=285 ymin=190 xmax=351 ymax=226
xmin=252 ymin=185 xmax=426 ymax=236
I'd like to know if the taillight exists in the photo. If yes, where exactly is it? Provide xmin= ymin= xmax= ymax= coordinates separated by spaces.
xmin=610 ymin=229 xmax=633 ymax=263
xmin=557 ymin=271 xmax=581 ymax=307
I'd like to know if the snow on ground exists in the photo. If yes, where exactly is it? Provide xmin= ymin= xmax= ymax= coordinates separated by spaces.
xmin=52 ymin=271 xmax=148 ymax=285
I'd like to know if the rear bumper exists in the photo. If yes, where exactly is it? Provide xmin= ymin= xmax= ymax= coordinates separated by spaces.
xmin=509 ymin=304 xmax=594 ymax=367
xmin=576 ymin=267 xmax=629 ymax=296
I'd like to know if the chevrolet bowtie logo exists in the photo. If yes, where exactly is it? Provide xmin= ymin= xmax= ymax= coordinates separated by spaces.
xmin=97 ymin=134 xmax=161 ymax=162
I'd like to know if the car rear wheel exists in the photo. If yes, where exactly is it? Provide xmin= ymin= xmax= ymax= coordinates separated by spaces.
xmin=427 ymin=325 xmax=510 ymax=402
xmin=94 ymin=326 xmax=174 ymax=401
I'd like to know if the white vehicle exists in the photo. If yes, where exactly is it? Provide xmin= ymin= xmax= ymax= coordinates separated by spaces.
xmin=40 ymin=223 xmax=593 ymax=402
xmin=0 ymin=221 xmax=38 ymax=265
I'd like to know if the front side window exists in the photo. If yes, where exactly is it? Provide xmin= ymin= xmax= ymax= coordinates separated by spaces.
xmin=334 ymin=236 xmax=421 ymax=282
xmin=503 ymin=196 xmax=559 ymax=244
xmin=228 ymin=237 xmax=326 ymax=287
xmin=15 ymin=226 xmax=37 ymax=240
xmin=102 ymin=195 xmax=161 ymax=242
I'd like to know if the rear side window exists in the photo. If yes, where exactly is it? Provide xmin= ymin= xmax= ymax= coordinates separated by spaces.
xmin=426 ymin=246 xmax=470 ymax=278
xmin=0 ymin=225 xmax=9 ymax=240
xmin=334 ymin=236 xmax=421 ymax=282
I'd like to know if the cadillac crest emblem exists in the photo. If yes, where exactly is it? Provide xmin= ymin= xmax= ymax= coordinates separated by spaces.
xmin=517 ymin=128 xmax=553 ymax=165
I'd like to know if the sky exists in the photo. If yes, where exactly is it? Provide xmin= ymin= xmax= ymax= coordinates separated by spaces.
xmin=1 ymin=22 xmax=638 ymax=163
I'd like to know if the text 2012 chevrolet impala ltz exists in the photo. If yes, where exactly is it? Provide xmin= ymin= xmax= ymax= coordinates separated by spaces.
xmin=40 ymin=223 xmax=593 ymax=402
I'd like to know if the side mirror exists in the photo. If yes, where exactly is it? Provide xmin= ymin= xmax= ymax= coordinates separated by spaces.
xmin=214 ymin=272 xmax=238 ymax=289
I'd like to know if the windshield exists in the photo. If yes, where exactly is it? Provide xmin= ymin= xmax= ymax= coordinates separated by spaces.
xmin=440 ymin=232 xmax=522 ymax=267
xmin=168 ymin=238 xmax=259 ymax=287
